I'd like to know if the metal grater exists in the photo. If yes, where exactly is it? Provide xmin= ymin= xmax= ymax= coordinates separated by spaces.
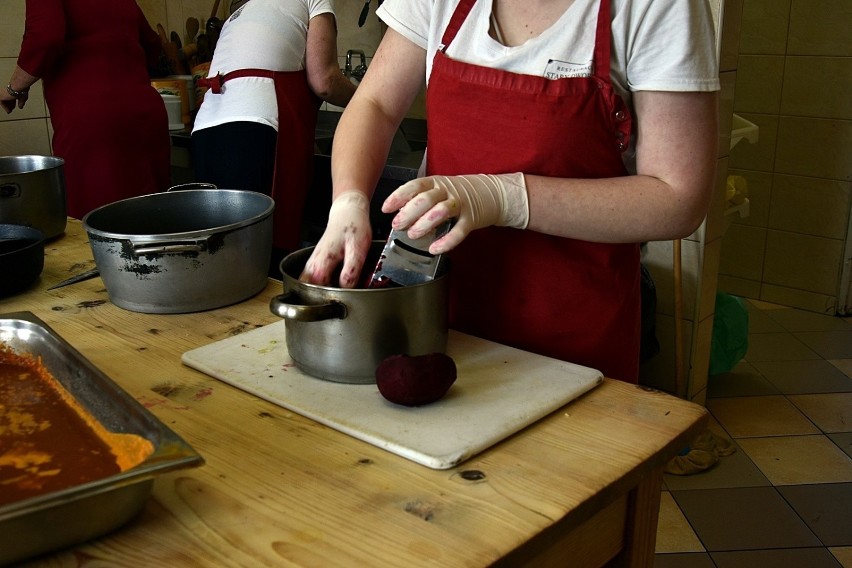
xmin=366 ymin=220 xmax=452 ymax=288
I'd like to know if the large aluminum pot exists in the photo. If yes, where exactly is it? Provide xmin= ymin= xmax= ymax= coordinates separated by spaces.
xmin=0 ymin=155 xmax=66 ymax=240
xmin=82 ymin=188 xmax=273 ymax=313
xmin=270 ymin=242 xmax=449 ymax=384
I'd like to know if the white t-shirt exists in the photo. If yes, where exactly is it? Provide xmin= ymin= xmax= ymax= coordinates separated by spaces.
xmin=377 ymin=0 xmax=719 ymax=172
xmin=193 ymin=0 xmax=334 ymax=133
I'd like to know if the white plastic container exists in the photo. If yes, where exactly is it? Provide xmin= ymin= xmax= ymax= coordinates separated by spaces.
xmin=160 ymin=94 xmax=184 ymax=131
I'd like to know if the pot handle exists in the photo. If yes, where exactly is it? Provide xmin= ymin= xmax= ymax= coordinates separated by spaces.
xmin=270 ymin=292 xmax=347 ymax=322
xmin=132 ymin=241 xmax=206 ymax=255
xmin=0 ymin=183 xmax=21 ymax=198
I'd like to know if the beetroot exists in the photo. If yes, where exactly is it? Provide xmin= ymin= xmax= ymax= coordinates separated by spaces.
xmin=375 ymin=353 xmax=457 ymax=406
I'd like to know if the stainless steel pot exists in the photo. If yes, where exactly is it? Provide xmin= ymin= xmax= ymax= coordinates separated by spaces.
xmin=82 ymin=188 xmax=274 ymax=313
xmin=0 ymin=155 xmax=67 ymax=240
xmin=270 ymin=242 xmax=449 ymax=384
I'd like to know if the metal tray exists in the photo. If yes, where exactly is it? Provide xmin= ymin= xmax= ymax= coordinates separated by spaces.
xmin=0 ymin=311 xmax=204 ymax=566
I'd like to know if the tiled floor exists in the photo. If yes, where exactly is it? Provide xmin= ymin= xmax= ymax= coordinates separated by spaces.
xmin=654 ymin=299 xmax=852 ymax=568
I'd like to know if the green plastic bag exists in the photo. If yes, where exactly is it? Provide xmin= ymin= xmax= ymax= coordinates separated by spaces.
xmin=709 ymin=292 xmax=749 ymax=375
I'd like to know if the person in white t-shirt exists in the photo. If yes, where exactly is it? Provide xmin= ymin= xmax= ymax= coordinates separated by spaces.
xmin=192 ymin=0 xmax=355 ymax=269
xmin=300 ymin=0 xmax=720 ymax=383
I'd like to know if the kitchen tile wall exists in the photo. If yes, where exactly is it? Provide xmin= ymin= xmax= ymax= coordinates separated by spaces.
xmin=719 ymin=0 xmax=852 ymax=316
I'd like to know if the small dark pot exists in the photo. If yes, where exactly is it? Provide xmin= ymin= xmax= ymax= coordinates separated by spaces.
xmin=0 ymin=224 xmax=45 ymax=297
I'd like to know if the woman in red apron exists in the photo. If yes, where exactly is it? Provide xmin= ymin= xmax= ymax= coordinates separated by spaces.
xmin=3 ymin=0 xmax=170 ymax=220
xmin=192 ymin=0 xmax=356 ymax=261
xmin=301 ymin=0 xmax=719 ymax=383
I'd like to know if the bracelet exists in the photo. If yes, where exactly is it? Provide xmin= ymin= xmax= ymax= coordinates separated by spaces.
xmin=6 ymin=83 xmax=29 ymax=99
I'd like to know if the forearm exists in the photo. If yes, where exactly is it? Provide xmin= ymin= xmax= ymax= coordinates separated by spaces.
xmin=525 ymin=172 xmax=709 ymax=243
xmin=7 ymin=65 xmax=38 ymax=93
xmin=330 ymin=93 xmax=398 ymax=201
xmin=329 ymin=29 xmax=426 ymax=203
xmin=527 ymin=90 xmax=718 ymax=243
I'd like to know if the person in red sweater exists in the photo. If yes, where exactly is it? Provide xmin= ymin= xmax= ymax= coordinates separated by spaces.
xmin=2 ymin=0 xmax=171 ymax=220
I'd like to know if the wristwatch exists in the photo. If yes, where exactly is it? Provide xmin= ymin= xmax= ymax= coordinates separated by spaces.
xmin=6 ymin=83 xmax=29 ymax=99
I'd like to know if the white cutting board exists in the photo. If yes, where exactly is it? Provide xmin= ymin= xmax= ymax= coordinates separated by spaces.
xmin=182 ymin=321 xmax=602 ymax=469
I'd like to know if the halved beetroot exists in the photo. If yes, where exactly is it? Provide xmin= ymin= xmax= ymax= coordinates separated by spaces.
xmin=375 ymin=353 xmax=457 ymax=407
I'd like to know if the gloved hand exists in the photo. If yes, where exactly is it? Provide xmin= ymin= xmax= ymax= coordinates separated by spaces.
xmin=382 ymin=173 xmax=528 ymax=254
xmin=299 ymin=191 xmax=372 ymax=288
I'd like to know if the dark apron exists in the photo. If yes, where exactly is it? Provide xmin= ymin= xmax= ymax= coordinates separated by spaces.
xmin=425 ymin=0 xmax=640 ymax=382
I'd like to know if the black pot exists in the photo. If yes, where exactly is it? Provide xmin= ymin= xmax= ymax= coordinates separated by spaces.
xmin=0 ymin=224 xmax=45 ymax=297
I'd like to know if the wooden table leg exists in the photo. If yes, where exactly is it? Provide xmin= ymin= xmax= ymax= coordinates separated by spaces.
xmin=610 ymin=467 xmax=664 ymax=568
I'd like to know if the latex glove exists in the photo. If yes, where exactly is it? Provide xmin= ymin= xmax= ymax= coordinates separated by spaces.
xmin=383 ymin=173 xmax=528 ymax=254
xmin=299 ymin=191 xmax=372 ymax=288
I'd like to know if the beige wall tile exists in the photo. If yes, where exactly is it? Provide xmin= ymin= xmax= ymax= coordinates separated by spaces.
xmin=775 ymin=116 xmax=852 ymax=181
xmin=781 ymin=57 xmax=852 ymax=120
xmin=690 ymin=315 xmax=716 ymax=396
xmin=639 ymin=313 xmax=689 ymax=395
xmin=644 ymin=239 xmax=702 ymax=323
xmin=764 ymin=230 xmax=844 ymax=295
xmin=699 ymin=238 xmax=723 ymax=322
xmin=706 ymin=157 xmax=731 ymax=243
xmin=0 ymin=0 xmax=24 ymax=58
xmin=734 ymin=55 xmax=784 ymax=114
xmin=739 ymin=0 xmax=791 ymax=55
xmin=761 ymin=284 xmax=838 ymax=314
xmin=729 ymin=113 xmax=777 ymax=172
xmin=769 ymin=174 xmax=852 ymax=239
xmin=788 ymin=0 xmax=852 ymax=56
xmin=719 ymin=0 xmax=744 ymax=72
xmin=718 ymin=71 xmax=737 ymax=157
xmin=729 ymin=169 xmax=771 ymax=228
xmin=0 ymin=118 xmax=51 ymax=156
xmin=137 ymin=0 xmax=167 ymax=34
xmin=334 ymin=0 xmax=383 ymax=57
xmin=720 ymin=224 xmax=766 ymax=280
xmin=717 ymin=273 xmax=762 ymax=298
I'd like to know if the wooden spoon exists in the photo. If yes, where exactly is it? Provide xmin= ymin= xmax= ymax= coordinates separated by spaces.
xmin=185 ymin=17 xmax=199 ymax=45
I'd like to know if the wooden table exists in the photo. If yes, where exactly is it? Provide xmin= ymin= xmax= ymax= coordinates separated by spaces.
xmin=3 ymin=220 xmax=707 ymax=567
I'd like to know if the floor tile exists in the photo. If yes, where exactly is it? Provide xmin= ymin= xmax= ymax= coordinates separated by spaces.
xmin=745 ymin=332 xmax=822 ymax=362
xmin=707 ymin=361 xmax=780 ymax=398
xmin=707 ymin=396 xmax=820 ymax=438
xmin=831 ymin=359 xmax=852 ymax=378
xmin=789 ymin=393 xmax=852 ymax=433
xmin=796 ymin=331 xmax=852 ymax=359
xmin=656 ymin=491 xmax=705 ymax=553
xmin=830 ymin=433 xmax=852 ymax=460
xmin=830 ymin=547 xmax=852 ymax=568
xmin=670 ymin=487 xmax=821 ymax=551
xmin=737 ymin=435 xmax=852 ymax=485
xmin=710 ymin=548 xmax=845 ymax=568
xmin=752 ymin=359 xmax=852 ymax=394
xmin=778 ymin=483 xmax=852 ymax=547
xmin=654 ymin=552 xmax=716 ymax=568
xmin=745 ymin=303 xmax=787 ymax=333
xmin=765 ymin=307 xmax=852 ymax=332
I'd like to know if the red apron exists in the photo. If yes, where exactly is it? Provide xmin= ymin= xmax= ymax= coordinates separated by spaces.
xmin=426 ymin=0 xmax=640 ymax=382
xmin=199 ymin=69 xmax=320 ymax=250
